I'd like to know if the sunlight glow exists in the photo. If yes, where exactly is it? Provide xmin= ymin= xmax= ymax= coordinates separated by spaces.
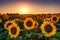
xmin=20 ymin=7 xmax=28 ymax=14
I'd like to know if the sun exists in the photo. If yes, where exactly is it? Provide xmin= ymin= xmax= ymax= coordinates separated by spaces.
xmin=20 ymin=7 xmax=28 ymax=14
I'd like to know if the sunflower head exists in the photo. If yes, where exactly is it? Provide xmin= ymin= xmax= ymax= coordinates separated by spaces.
xmin=44 ymin=25 xmax=53 ymax=33
xmin=34 ymin=21 xmax=38 ymax=28
xmin=40 ymin=21 xmax=56 ymax=37
xmin=51 ymin=15 xmax=59 ymax=23
xmin=12 ymin=19 xmax=21 ymax=23
xmin=4 ymin=21 xmax=17 ymax=30
xmin=24 ymin=18 xmax=35 ymax=30
xmin=8 ymin=25 xmax=20 ymax=38
xmin=44 ymin=18 xmax=51 ymax=22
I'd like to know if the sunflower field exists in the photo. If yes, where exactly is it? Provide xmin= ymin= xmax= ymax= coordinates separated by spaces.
xmin=0 ymin=13 xmax=60 ymax=40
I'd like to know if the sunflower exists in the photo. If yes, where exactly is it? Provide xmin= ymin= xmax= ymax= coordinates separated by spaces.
xmin=12 ymin=19 xmax=21 ymax=23
xmin=8 ymin=25 xmax=20 ymax=38
xmin=34 ymin=21 xmax=38 ymax=28
xmin=44 ymin=18 xmax=51 ymax=22
xmin=40 ymin=21 xmax=56 ymax=37
xmin=4 ymin=20 xmax=17 ymax=30
xmin=24 ymin=18 xmax=35 ymax=30
xmin=51 ymin=15 xmax=59 ymax=23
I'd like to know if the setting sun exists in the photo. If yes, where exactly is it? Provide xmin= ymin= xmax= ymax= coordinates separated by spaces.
xmin=20 ymin=7 xmax=28 ymax=14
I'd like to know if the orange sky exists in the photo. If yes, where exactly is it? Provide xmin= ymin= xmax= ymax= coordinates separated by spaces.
xmin=0 ymin=2 xmax=60 ymax=14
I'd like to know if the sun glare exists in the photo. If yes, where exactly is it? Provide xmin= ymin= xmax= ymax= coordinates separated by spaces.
xmin=20 ymin=7 xmax=28 ymax=14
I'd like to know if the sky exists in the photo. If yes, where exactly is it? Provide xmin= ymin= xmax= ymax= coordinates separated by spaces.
xmin=0 ymin=0 xmax=60 ymax=14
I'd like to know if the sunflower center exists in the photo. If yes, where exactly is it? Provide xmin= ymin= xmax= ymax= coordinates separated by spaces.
xmin=26 ymin=20 xmax=32 ymax=27
xmin=7 ymin=23 xmax=12 ymax=27
xmin=11 ymin=27 xmax=17 ymax=35
xmin=35 ymin=23 xmax=38 ymax=28
xmin=45 ymin=25 xmax=52 ymax=33
xmin=53 ymin=17 xmax=57 ymax=21
xmin=35 ymin=23 xmax=37 ymax=26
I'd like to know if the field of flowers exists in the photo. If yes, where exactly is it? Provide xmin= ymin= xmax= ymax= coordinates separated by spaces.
xmin=0 ymin=13 xmax=60 ymax=40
